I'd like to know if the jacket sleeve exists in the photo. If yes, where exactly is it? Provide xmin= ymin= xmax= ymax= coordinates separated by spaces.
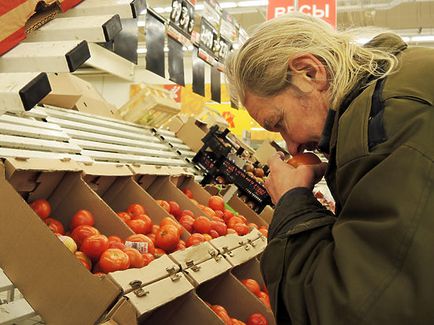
xmin=260 ymin=98 xmax=434 ymax=324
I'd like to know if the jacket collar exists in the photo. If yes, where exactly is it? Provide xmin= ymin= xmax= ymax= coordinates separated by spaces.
xmin=318 ymin=33 xmax=407 ymax=154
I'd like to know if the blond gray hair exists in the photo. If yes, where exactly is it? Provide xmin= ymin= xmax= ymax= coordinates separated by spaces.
xmin=225 ymin=13 xmax=399 ymax=108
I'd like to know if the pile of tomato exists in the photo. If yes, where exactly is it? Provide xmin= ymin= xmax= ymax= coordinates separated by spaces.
xmin=241 ymin=278 xmax=271 ymax=309
xmin=206 ymin=302 xmax=268 ymax=325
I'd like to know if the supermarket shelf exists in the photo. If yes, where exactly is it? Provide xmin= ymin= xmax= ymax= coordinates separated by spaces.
xmin=25 ymin=15 xmax=122 ymax=43
xmin=0 ymin=73 xmax=51 ymax=115
xmin=0 ymin=41 xmax=90 ymax=73
xmin=60 ymin=0 xmax=146 ymax=19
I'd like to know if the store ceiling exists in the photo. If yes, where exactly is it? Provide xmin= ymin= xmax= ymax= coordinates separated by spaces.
xmin=148 ymin=0 xmax=434 ymax=43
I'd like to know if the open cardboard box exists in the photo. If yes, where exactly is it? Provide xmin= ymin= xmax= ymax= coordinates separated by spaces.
xmin=141 ymin=291 xmax=223 ymax=325
xmin=196 ymin=271 xmax=275 ymax=325
xmin=174 ymin=175 xmax=269 ymax=227
xmin=170 ymin=241 xmax=232 ymax=287
xmin=133 ymin=171 xmax=209 ymax=221
xmin=231 ymin=258 xmax=272 ymax=313
xmin=0 ymin=158 xmax=126 ymax=325
xmin=170 ymin=117 xmax=208 ymax=152
xmin=82 ymin=163 xmax=192 ymax=241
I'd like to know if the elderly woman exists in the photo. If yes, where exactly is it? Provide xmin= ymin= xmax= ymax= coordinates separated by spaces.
xmin=225 ymin=13 xmax=434 ymax=324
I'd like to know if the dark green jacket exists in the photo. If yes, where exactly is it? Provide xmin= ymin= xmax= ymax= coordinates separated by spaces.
xmin=261 ymin=35 xmax=434 ymax=324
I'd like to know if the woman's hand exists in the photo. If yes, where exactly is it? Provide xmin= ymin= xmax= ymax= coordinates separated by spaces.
xmin=265 ymin=152 xmax=328 ymax=204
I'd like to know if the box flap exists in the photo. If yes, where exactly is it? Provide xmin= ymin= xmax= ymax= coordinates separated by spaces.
xmin=41 ymin=73 xmax=82 ymax=109
xmin=224 ymin=239 xmax=266 ymax=267
xmin=142 ymin=291 xmax=223 ymax=325
xmin=129 ymin=164 xmax=192 ymax=177
xmin=259 ymin=205 xmax=274 ymax=224
xmin=108 ymin=254 xmax=180 ymax=293
xmin=80 ymin=162 xmax=132 ymax=176
xmin=174 ymin=117 xmax=206 ymax=152
xmin=100 ymin=297 xmax=138 ymax=325
xmin=125 ymin=273 xmax=194 ymax=316
xmin=5 ymin=157 xmax=81 ymax=176
xmin=182 ymin=255 xmax=232 ymax=286
xmin=209 ymin=233 xmax=243 ymax=252
xmin=170 ymin=241 xmax=218 ymax=269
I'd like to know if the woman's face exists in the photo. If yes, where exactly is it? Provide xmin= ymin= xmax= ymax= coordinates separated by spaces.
xmin=244 ymin=84 xmax=330 ymax=155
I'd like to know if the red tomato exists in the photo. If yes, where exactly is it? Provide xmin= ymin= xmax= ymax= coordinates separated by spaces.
xmin=186 ymin=233 xmax=205 ymax=247
xmin=227 ymin=216 xmax=244 ymax=229
xmin=30 ymin=199 xmax=51 ymax=219
xmin=155 ymin=224 xmax=180 ymax=253
xmin=241 ymin=279 xmax=261 ymax=297
xmin=126 ymin=219 xmax=147 ymax=234
xmin=257 ymin=291 xmax=271 ymax=309
xmin=147 ymin=233 xmax=156 ymax=244
xmin=160 ymin=217 xmax=182 ymax=236
xmin=125 ymin=234 xmax=155 ymax=255
xmin=248 ymin=223 xmax=259 ymax=230
xmin=151 ymin=224 xmax=160 ymax=234
xmin=238 ymin=215 xmax=247 ymax=224
xmin=286 ymin=152 xmax=321 ymax=167
xmin=75 ymin=251 xmax=92 ymax=270
xmin=223 ymin=209 xmax=234 ymax=223
xmin=156 ymin=200 xmax=171 ymax=213
xmin=233 ymin=223 xmax=249 ymax=236
xmin=259 ymin=228 xmax=268 ymax=238
xmin=227 ymin=228 xmax=237 ymax=235
xmin=168 ymin=201 xmax=182 ymax=220
xmin=247 ymin=313 xmax=268 ymax=325
xmin=154 ymin=248 xmax=166 ymax=258
xmin=78 ymin=257 xmax=91 ymax=271
xmin=210 ymin=220 xmax=227 ymax=236
xmin=71 ymin=225 xmax=100 ymax=247
xmin=211 ymin=305 xmax=232 ymax=325
xmin=99 ymin=248 xmax=130 ymax=273
xmin=80 ymin=234 xmax=109 ymax=261
xmin=123 ymin=247 xmax=145 ymax=268
xmin=132 ymin=214 xmax=153 ymax=234
xmin=176 ymin=240 xmax=186 ymax=250
xmin=193 ymin=216 xmax=211 ymax=234
xmin=202 ymin=207 xmax=216 ymax=217
xmin=181 ymin=210 xmax=194 ymax=217
xmin=214 ymin=210 xmax=224 ymax=219
xmin=127 ymin=203 xmax=146 ymax=217
xmin=108 ymin=241 xmax=126 ymax=250
xmin=179 ymin=215 xmax=195 ymax=233
xmin=45 ymin=218 xmax=65 ymax=235
xmin=117 ymin=212 xmax=131 ymax=223
xmin=232 ymin=318 xmax=246 ymax=325
xmin=209 ymin=229 xmax=220 ymax=238
xmin=208 ymin=195 xmax=225 ymax=212
xmin=70 ymin=209 xmax=94 ymax=230
xmin=203 ymin=234 xmax=212 ymax=241
xmin=142 ymin=253 xmax=155 ymax=266
xmin=108 ymin=235 xmax=122 ymax=243
xmin=182 ymin=188 xmax=193 ymax=199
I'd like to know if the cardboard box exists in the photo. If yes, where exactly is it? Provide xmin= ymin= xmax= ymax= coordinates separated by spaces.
xmin=99 ymin=298 xmax=138 ymax=325
xmin=173 ymin=117 xmax=208 ymax=152
xmin=0 ymin=158 xmax=123 ymax=325
xmin=141 ymin=291 xmax=223 ymax=325
xmin=134 ymin=174 xmax=209 ymax=221
xmin=259 ymin=205 xmax=274 ymax=224
xmin=254 ymin=140 xmax=289 ymax=165
xmin=0 ymin=0 xmax=83 ymax=56
xmin=227 ymin=194 xmax=268 ymax=227
xmin=41 ymin=73 xmax=116 ymax=118
xmin=196 ymin=271 xmax=275 ymax=325
xmin=170 ymin=241 xmax=232 ymax=287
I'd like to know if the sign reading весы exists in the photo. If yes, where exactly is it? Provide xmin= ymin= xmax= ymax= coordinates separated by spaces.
xmin=267 ymin=0 xmax=336 ymax=28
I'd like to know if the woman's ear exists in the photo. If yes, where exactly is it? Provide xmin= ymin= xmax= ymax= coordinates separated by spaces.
xmin=288 ymin=54 xmax=329 ymax=92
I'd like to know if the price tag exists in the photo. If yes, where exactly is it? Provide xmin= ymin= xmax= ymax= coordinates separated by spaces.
xmin=170 ymin=0 xmax=195 ymax=36
xmin=217 ymin=36 xmax=232 ymax=61
xmin=200 ymin=18 xmax=218 ymax=56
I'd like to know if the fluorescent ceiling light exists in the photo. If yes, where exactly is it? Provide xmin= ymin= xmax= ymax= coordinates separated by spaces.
xmin=250 ymin=127 xmax=265 ymax=131
xmin=410 ymin=35 xmax=434 ymax=42
xmin=238 ymin=0 xmax=268 ymax=7
xmin=220 ymin=2 xmax=238 ymax=8
xmin=195 ymin=4 xmax=204 ymax=10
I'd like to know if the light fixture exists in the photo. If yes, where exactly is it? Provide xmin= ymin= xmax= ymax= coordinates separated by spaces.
xmin=237 ymin=0 xmax=268 ymax=7
xmin=410 ymin=35 xmax=434 ymax=42
xmin=220 ymin=2 xmax=238 ymax=8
